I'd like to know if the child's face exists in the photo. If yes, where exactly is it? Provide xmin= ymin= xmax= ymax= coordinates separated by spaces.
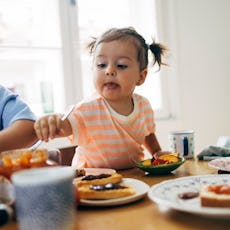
xmin=93 ymin=40 xmax=147 ymax=104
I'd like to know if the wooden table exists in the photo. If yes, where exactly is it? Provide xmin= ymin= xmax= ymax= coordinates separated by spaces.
xmin=2 ymin=159 xmax=230 ymax=230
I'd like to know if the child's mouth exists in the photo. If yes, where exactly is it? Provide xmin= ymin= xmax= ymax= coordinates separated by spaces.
xmin=104 ymin=82 xmax=119 ymax=89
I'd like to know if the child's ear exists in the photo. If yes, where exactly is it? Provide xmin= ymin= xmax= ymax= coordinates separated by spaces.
xmin=136 ymin=69 xmax=147 ymax=86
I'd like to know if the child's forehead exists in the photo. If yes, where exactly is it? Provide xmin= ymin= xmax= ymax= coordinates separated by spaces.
xmin=94 ymin=40 xmax=138 ymax=56
xmin=99 ymin=36 xmax=139 ymax=48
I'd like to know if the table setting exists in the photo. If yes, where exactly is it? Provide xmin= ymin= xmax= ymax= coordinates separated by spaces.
xmin=1 ymin=135 xmax=230 ymax=230
xmin=0 ymin=148 xmax=62 ymax=227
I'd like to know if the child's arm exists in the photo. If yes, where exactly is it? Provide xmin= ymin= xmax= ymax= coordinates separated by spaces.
xmin=144 ymin=133 xmax=173 ymax=157
xmin=144 ymin=133 xmax=161 ymax=156
xmin=34 ymin=114 xmax=72 ymax=142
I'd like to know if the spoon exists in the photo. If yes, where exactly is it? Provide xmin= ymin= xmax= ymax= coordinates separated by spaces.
xmin=29 ymin=105 xmax=75 ymax=151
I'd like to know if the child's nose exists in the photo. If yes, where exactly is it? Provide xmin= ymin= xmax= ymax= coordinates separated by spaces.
xmin=105 ymin=66 xmax=116 ymax=76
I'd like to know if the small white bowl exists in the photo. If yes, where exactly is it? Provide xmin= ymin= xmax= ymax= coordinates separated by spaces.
xmin=0 ymin=176 xmax=15 ymax=206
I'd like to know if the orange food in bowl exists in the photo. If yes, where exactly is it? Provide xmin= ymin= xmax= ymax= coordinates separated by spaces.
xmin=0 ymin=149 xmax=52 ymax=179
xmin=1 ymin=149 xmax=48 ymax=167
xmin=141 ymin=153 xmax=180 ymax=167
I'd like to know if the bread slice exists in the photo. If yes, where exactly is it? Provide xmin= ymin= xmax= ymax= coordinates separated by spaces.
xmin=77 ymin=183 xmax=136 ymax=200
xmin=75 ymin=173 xmax=123 ymax=186
xmin=200 ymin=184 xmax=230 ymax=208
xmin=74 ymin=173 xmax=135 ymax=200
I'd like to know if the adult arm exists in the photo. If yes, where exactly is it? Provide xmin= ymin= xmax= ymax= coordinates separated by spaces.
xmin=0 ymin=119 xmax=38 ymax=152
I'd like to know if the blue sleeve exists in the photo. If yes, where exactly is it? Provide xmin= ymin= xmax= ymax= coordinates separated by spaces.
xmin=0 ymin=86 xmax=36 ymax=130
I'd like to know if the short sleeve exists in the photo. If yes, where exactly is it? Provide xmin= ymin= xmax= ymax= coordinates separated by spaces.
xmin=0 ymin=86 xmax=36 ymax=130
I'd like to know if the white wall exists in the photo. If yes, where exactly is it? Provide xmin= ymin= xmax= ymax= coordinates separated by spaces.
xmin=155 ymin=0 xmax=230 ymax=153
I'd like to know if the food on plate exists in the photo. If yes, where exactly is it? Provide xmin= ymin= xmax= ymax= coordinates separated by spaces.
xmin=74 ymin=173 xmax=136 ymax=200
xmin=200 ymin=183 xmax=230 ymax=207
xmin=75 ymin=173 xmax=123 ymax=186
xmin=77 ymin=182 xmax=136 ymax=200
xmin=84 ymin=168 xmax=116 ymax=175
xmin=73 ymin=168 xmax=116 ymax=177
xmin=178 ymin=191 xmax=199 ymax=200
xmin=141 ymin=152 xmax=180 ymax=166
xmin=74 ymin=168 xmax=86 ymax=177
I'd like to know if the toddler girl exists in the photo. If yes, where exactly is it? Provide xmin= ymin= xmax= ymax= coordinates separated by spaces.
xmin=34 ymin=27 xmax=168 ymax=169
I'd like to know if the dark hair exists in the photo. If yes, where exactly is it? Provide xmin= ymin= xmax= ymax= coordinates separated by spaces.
xmin=87 ymin=27 xmax=168 ymax=71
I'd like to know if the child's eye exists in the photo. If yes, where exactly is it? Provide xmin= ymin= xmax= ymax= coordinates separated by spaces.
xmin=117 ymin=64 xmax=128 ymax=69
xmin=97 ymin=63 xmax=106 ymax=68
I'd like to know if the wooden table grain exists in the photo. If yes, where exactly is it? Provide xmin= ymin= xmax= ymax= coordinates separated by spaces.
xmin=2 ymin=159 xmax=230 ymax=230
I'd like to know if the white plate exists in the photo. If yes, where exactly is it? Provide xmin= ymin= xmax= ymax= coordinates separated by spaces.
xmin=84 ymin=168 xmax=116 ymax=176
xmin=80 ymin=178 xmax=149 ymax=207
xmin=208 ymin=157 xmax=230 ymax=172
xmin=148 ymin=175 xmax=230 ymax=218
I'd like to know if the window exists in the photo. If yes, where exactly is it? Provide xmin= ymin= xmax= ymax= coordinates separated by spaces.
xmin=0 ymin=0 xmax=64 ymax=115
xmin=76 ymin=0 xmax=170 ymax=118
xmin=0 ymin=0 xmax=170 ymax=119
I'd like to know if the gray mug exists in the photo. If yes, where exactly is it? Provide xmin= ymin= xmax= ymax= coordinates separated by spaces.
xmin=12 ymin=166 xmax=75 ymax=230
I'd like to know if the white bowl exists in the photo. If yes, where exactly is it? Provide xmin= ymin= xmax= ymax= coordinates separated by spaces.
xmin=0 ymin=176 xmax=15 ymax=206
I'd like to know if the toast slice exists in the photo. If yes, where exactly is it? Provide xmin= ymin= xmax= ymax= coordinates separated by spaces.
xmin=200 ymin=184 xmax=230 ymax=208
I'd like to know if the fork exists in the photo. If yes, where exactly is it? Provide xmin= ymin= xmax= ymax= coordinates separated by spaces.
xmin=29 ymin=105 xmax=75 ymax=151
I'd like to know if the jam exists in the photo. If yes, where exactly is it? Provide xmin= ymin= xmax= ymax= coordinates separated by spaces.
xmin=75 ymin=169 xmax=86 ymax=177
xmin=207 ymin=184 xmax=230 ymax=194
xmin=89 ymin=183 xmax=127 ymax=191
xmin=81 ymin=174 xmax=111 ymax=181
xmin=178 ymin=191 xmax=199 ymax=200
xmin=0 ymin=149 xmax=51 ymax=179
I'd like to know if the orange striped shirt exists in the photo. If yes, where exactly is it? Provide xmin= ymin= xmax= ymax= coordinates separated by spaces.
xmin=68 ymin=94 xmax=155 ymax=169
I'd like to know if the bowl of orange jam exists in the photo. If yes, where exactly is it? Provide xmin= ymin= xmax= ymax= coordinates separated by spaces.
xmin=0 ymin=149 xmax=57 ymax=179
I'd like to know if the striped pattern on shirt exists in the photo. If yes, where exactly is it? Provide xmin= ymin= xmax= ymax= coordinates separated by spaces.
xmin=68 ymin=94 xmax=155 ymax=169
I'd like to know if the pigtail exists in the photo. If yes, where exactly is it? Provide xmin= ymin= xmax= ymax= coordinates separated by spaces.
xmin=87 ymin=37 xmax=97 ymax=55
xmin=149 ymin=40 xmax=168 ymax=70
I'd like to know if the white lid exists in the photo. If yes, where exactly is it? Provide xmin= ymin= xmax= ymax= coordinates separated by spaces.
xmin=169 ymin=130 xmax=194 ymax=135
xmin=11 ymin=166 xmax=74 ymax=186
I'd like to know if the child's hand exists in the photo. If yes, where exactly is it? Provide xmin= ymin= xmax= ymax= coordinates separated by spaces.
xmin=34 ymin=114 xmax=63 ymax=142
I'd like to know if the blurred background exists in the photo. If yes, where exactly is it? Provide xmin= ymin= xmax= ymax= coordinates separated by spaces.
xmin=1 ymin=0 xmax=230 ymax=153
